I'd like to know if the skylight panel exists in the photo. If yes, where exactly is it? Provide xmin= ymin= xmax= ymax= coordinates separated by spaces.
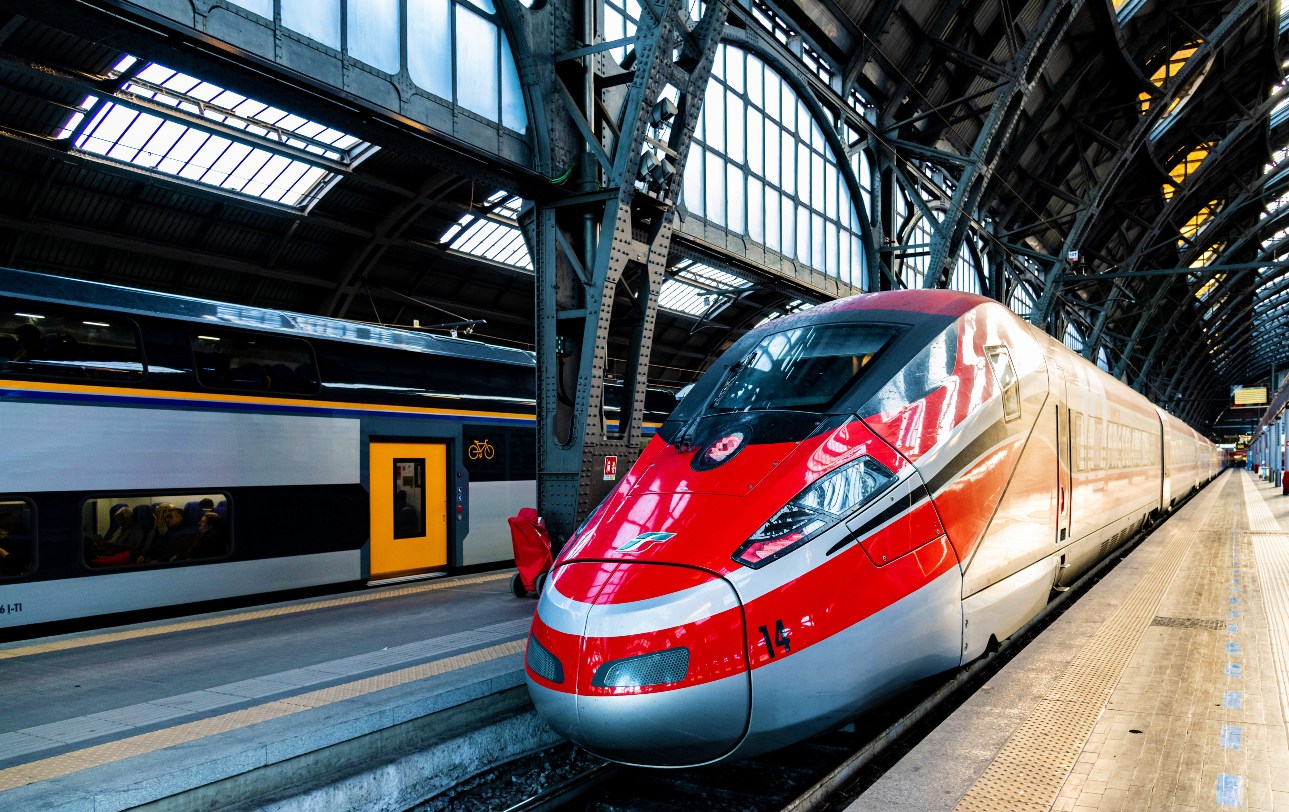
xmin=1178 ymin=200 xmax=1222 ymax=247
xmin=1163 ymin=142 xmax=1215 ymax=200
xmin=657 ymin=259 xmax=754 ymax=317
xmin=65 ymin=55 xmax=370 ymax=210
xmin=754 ymin=298 xmax=815 ymax=327
xmin=441 ymin=193 xmax=533 ymax=271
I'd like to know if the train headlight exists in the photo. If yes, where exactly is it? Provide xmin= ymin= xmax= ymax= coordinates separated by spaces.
xmin=733 ymin=456 xmax=896 ymax=568
xmin=526 ymin=635 xmax=565 ymax=684
xmin=591 ymin=648 xmax=690 ymax=688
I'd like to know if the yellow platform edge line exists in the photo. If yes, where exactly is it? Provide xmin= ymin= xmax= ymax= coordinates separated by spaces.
xmin=0 ymin=572 xmax=513 ymax=660
xmin=0 ymin=638 xmax=527 ymax=793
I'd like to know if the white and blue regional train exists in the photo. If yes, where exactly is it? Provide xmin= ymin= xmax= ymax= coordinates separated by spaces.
xmin=0 ymin=267 xmax=660 ymax=631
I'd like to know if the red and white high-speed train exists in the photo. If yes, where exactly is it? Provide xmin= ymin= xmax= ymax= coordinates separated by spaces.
xmin=524 ymin=290 xmax=1220 ymax=767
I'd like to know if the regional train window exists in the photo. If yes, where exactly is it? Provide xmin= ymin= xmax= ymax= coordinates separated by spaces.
xmin=711 ymin=325 xmax=893 ymax=412
xmin=984 ymin=346 xmax=1021 ymax=422
xmin=0 ymin=299 xmax=143 ymax=381
xmin=0 ymin=499 xmax=35 ymax=578
xmin=192 ymin=330 xmax=318 ymax=394
xmin=81 ymin=493 xmax=231 ymax=568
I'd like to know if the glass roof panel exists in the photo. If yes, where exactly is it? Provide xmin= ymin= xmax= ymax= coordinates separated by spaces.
xmin=1140 ymin=43 xmax=1201 ymax=115
xmin=658 ymin=258 xmax=753 ymax=317
xmin=754 ymin=298 xmax=815 ymax=327
xmin=68 ymin=56 xmax=370 ymax=210
xmin=441 ymin=193 xmax=533 ymax=271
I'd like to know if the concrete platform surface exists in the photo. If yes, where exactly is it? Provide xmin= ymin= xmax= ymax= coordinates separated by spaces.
xmin=847 ymin=470 xmax=1289 ymax=812
xmin=0 ymin=571 xmax=558 ymax=811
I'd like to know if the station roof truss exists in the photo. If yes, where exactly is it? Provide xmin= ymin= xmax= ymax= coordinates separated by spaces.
xmin=0 ymin=0 xmax=1284 ymax=436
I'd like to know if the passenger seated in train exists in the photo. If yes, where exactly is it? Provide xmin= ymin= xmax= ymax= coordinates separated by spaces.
xmin=140 ymin=503 xmax=186 ymax=563
xmin=183 ymin=511 xmax=225 ymax=560
xmin=87 ymin=505 xmax=145 ymax=566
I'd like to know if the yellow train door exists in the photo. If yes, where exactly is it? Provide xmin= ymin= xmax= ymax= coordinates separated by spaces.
xmin=369 ymin=442 xmax=448 ymax=579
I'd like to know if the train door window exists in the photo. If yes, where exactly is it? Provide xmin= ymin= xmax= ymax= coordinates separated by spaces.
xmin=0 ymin=499 xmax=35 ymax=578
xmin=191 ymin=330 xmax=318 ymax=395
xmin=984 ymin=346 xmax=1021 ymax=421
xmin=393 ymin=460 xmax=426 ymax=540
xmin=81 ymin=493 xmax=231 ymax=568
xmin=0 ymin=299 xmax=143 ymax=381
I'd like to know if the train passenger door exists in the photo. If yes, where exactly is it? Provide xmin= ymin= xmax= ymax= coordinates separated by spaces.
xmin=368 ymin=442 xmax=448 ymax=580
xmin=1158 ymin=411 xmax=1171 ymax=507
xmin=1053 ymin=368 xmax=1072 ymax=544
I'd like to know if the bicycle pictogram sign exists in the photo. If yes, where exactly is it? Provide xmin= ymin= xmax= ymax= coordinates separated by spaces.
xmin=468 ymin=439 xmax=495 ymax=460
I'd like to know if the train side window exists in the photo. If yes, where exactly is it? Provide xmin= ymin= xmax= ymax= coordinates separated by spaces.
xmin=984 ymin=346 xmax=1021 ymax=422
xmin=0 ymin=499 xmax=35 ymax=578
xmin=82 ymin=493 xmax=231 ymax=568
xmin=192 ymin=330 xmax=318 ymax=395
xmin=0 ymin=299 xmax=143 ymax=381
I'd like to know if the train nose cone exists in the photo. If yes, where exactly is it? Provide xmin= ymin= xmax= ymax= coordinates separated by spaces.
xmin=525 ymin=561 xmax=750 ymax=767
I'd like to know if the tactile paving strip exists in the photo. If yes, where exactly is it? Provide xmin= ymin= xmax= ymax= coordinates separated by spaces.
xmin=0 ymin=572 xmax=511 ymax=660
xmin=0 ymin=638 xmax=525 ymax=792
xmin=954 ymin=481 xmax=1227 ymax=812
xmin=1241 ymin=476 xmax=1289 ymax=740
xmin=1149 ymin=616 xmax=1226 ymax=630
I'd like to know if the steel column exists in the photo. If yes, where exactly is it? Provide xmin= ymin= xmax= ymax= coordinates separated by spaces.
xmin=528 ymin=0 xmax=727 ymax=549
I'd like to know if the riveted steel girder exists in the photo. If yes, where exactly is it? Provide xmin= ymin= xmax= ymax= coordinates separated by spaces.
xmin=526 ymin=0 xmax=727 ymax=548
xmin=922 ymin=0 xmax=1085 ymax=290
xmin=1101 ymin=88 xmax=1286 ymax=380
xmin=1029 ymin=0 xmax=1265 ymax=330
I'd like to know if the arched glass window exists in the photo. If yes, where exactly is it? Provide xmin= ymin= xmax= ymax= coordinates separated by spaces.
xmin=1007 ymin=279 xmax=1037 ymax=319
xmin=1139 ymin=42 xmax=1211 ymax=139
xmin=681 ymin=44 xmax=867 ymax=288
xmin=63 ymin=56 xmax=371 ymax=211
xmin=1063 ymin=323 xmax=1084 ymax=354
xmin=1191 ymin=243 xmax=1225 ymax=300
xmin=898 ymin=203 xmax=935 ymax=289
xmin=227 ymin=0 xmax=528 ymax=133
xmin=440 ymin=191 xmax=532 ymax=270
xmin=950 ymin=240 xmax=982 ymax=295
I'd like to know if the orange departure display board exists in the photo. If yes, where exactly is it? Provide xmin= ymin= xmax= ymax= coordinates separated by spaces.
xmin=1233 ymin=386 xmax=1268 ymax=406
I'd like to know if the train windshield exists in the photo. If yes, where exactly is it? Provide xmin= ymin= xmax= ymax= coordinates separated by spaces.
xmin=710 ymin=325 xmax=893 ymax=413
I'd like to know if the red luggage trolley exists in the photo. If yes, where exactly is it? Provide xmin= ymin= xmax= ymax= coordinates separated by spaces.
xmin=508 ymin=507 xmax=552 ymax=598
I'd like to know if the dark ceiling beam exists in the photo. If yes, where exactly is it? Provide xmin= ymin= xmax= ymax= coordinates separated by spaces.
xmin=1104 ymin=84 xmax=1286 ymax=376
xmin=924 ymin=0 xmax=1086 ymax=290
xmin=991 ymin=57 xmax=1095 ymax=227
xmin=839 ymin=0 xmax=902 ymax=100
xmin=1029 ymin=0 xmax=1265 ymax=329
xmin=878 ymin=0 xmax=968 ymax=132
xmin=326 ymin=174 xmax=468 ymax=318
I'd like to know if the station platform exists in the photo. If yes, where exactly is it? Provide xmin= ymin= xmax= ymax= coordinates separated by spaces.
xmin=849 ymin=469 xmax=1289 ymax=812
xmin=0 ymin=571 xmax=552 ymax=811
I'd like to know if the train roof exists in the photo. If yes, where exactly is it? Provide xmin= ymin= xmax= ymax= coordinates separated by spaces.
xmin=0 ymin=266 xmax=536 ymax=368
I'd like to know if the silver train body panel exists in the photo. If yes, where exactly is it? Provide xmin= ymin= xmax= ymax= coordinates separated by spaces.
xmin=1 ymin=401 xmax=361 ymax=492
xmin=734 ymin=565 xmax=962 ymax=760
xmin=463 ymin=479 xmax=535 ymax=566
xmin=1 ymin=551 xmax=362 ymax=625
